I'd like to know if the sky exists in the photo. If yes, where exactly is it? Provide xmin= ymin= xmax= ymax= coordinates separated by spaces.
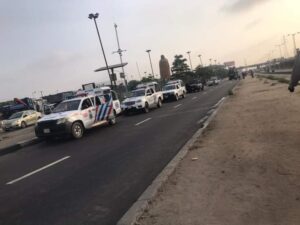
xmin=1 ymin=0 xmax=300 ymax=101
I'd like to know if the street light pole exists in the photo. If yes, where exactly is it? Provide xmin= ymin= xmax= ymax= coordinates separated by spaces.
xmin=113 ymin=23 xmax=128 ymax=93
xmin=209 ymin=58 xmax=212 ymax=66
xmin=288 ymin=32 xmax=300 ymax=56
xmin=146 ymin=50 xmax=155 ymax=79
xmin=198 ymin=54 xmax=203 ymax=67
xmin=186 ymin=51 xmax=193 ymax=70
xmin=275 ymin=44 xmax=283 ymax=59
xmin=88 ymin=13 xmax=112 ymax=87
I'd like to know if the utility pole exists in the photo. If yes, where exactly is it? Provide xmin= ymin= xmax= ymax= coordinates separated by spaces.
xmin=288 ymin=32 xmax=300 ymax=56
xmin=88 ymin=13 xmax=112 ymax=87
xmin=209 ymin=58 xmax=212 ymax=66
xmin=146 ymin=50 xmax=155 ymax=79
xmin=136 ymin=62 xmax=142 ymax=80
xmin=275 ymin=44 xmax=283 ymax=59
xmin=112 ymin=23 xmax=128 ymax=93
xmin=282 ymin=35 xmax=289 ymax=58
xmin=186 ymin=51 xmax=193 ymax=70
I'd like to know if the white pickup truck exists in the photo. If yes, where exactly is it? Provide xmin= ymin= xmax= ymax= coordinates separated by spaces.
xmin=35 ymin=94 xmax=116 ymax=139
xmin=162 ymin=83 xmax=186 ymax=101
xmin=121 ymin=87 xmax=163 ymax=114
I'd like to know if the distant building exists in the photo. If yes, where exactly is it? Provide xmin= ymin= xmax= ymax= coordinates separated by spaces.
xmin=159 ymin=55 xmax=171 ymax=81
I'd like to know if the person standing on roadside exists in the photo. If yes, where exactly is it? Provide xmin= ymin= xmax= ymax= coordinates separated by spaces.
xmin=289 ymin=49 xmax=300 ymax=92
xmin=250 ymin=69 xmax=254 ymax=78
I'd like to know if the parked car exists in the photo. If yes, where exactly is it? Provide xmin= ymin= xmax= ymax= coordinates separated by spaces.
xmin=2 ymin=110 xmax=42 ymax=131
xmin=162 ymin=83 xmax=186 ymax=101
xmin=207 ymin=80 xmax=214 ymax=86
xmin=35 ymin=94 xmax=116 ymax=139
xmin=186 ymin=80 xmax=204 ymax=93
xmin=121 ymin=87 xmax=163 ymax=115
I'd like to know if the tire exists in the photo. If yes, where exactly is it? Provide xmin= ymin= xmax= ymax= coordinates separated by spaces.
xmin=21 ymin=121 xmax=27 ymax=128
xmin=71 ymin=122 xmax=84 ymax=139
xmin=143 ymin=102 xmax=149 ymax=113
xmin=182 ymin=92 xmax=186 ymax=98
xmin=175 ymin=94 xmax=179 ymax=101
xmin=157 ymin=98 xmax=162 ymax=108
xmin=108 ymin=116 xmax=116 ymax=125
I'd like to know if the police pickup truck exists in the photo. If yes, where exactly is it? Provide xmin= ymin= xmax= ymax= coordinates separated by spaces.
xmin=121 ymin=86 xmax=163 ymax=114
xmin=162 ymin=80 xmax=186 ymax=101
xmin=35 ymin=94 xmax=115 ymax=139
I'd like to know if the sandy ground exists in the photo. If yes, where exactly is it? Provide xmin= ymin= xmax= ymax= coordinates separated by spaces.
xmin=139 ymin=77 xmax=300 ymax=225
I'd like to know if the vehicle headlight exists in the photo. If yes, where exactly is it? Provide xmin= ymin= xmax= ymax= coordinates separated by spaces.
xmin=56 ymin=118 xmax=67 ymax=125
xmin=12 ymin=120 xmax=19 ymax=125
xmin=136 ymin=99 xmax=142 ymax=103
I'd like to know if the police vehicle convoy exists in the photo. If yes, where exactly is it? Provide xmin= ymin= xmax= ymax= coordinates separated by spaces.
xmin=35 ymin=93 xmax=116 ymax=139
xmin=121 ymin=82 xmax=163 ymax=114
xmin=162 ymin=80 xmax=186 ymax=101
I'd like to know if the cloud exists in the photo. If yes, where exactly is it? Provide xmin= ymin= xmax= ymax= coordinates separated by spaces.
xmin=221 ymin=0 xmax=271 ymax=13
xmin=244 ymin=18 xmax=262 ymax=29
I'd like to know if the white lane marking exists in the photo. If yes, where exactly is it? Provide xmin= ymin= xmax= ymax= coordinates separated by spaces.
xmin=174 ymin=104 xmax=182 ymax=109
xmin=135 ymin=118 xmax=152 ymax=126
xmin=192 ymin=96 xmax=198 ymax=100
xmin=6 ymin=156 xmax=70 ymax=185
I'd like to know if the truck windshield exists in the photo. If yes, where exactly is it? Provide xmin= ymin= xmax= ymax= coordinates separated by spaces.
xmin=130 ymin=89 xmax=145 ymax=97
xmin=163 ymin=85 xmax=176 ymax=91
xmin=9 ymin=112 xmax=23 ymax=119
xmin=53 ymin=100 xmax=81 ymax=113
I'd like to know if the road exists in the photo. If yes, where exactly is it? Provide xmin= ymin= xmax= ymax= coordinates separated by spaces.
xmin=0 ymin=80 xmax=237 ymax=225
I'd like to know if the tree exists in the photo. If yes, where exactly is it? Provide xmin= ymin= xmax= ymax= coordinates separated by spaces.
xmin=171 ymin=55 xmax=190 ymax=74
xmin=127 ymin=80 xmax=140 ymax=91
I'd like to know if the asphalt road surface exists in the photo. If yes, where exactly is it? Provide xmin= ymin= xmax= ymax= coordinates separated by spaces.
xmin=0 ymin=80 xmax=237 ymax=225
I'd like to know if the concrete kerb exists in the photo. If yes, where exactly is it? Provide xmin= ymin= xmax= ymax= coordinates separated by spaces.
xmin=0 ymin=137 xmax=41 ymax=157
xmin=117 ymin=97 xmax=228 ymax=225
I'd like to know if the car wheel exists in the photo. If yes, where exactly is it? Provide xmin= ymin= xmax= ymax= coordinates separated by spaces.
xmin=182 ymin=92 xmax=186 ymax=98
xmin=21 ymin=121 xmax=27 ymax=128
xmin=143 ymin=102 xmax=149 ymax=113
xmin=71 ymin=122 xmax=84 ymax=139
xmin=108 ymin=116 xmax=116 ymax=125
xmin=157 ymin=98 xmax=162 ymax=108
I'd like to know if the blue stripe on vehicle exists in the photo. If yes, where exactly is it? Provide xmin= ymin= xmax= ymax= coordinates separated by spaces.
xmin=98 ymin=105 xmax=105 ymax=121
xmin=99 ymin=103 xmax=108 ymax=121
xmin=101 ymin=103 xmax=109 ymax=120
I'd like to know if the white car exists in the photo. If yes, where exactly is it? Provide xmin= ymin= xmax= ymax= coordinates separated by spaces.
xmin=162 ymin=83 xmax=186 ymax=101
xmin=35 ymin=95 xmax=116 ymax=139
xmin=121 ymin=87 xmax=163 ymax=114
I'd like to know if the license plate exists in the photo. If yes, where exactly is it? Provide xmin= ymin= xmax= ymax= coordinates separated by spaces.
xmin=43 ymin=129 xmax=50 ymax=134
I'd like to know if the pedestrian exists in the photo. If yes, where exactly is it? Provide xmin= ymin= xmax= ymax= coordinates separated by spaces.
xmin=289 ymin=49 xmax=300 ymax=92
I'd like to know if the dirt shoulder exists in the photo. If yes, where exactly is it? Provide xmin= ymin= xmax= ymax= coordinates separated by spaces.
xmin=139 ymin=77 xmax=300 ymax=225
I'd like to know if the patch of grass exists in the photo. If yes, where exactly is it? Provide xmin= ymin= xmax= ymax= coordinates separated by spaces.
xmin=228 ymin=89 xmax=234 ymax=96
xmin=264 ymin=75 xmax=289 ymax=84
xmin=277 ymin=78 xmax=289 ymax=84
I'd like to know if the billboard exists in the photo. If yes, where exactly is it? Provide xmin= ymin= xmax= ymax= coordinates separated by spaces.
xmin=224 ymin=61 xmax=235 ymax=67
